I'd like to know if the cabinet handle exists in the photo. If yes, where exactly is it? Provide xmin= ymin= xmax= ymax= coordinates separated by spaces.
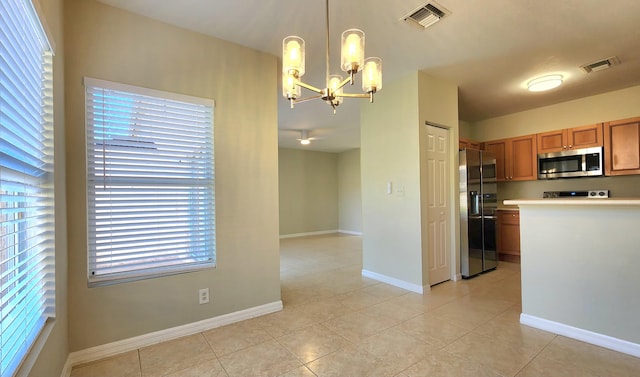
xmin=569 ymin=144 xmax=573 ymax=149
xmin=563 ymin=145 xmax=567 ymax=149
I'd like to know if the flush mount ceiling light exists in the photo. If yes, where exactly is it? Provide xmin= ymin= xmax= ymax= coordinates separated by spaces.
xmin=297 ymin=130 xmax=313 ymax=145
xmin=527 ymin=75 xmax=563 ymax=92
xmin=282 ymin=0 xmax=382 ymax=114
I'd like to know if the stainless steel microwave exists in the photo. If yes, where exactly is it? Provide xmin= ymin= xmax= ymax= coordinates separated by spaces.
xmin=538 ymin=146 xmax=604 ymax=179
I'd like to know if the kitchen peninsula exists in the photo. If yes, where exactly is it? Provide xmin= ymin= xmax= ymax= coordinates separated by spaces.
xmin=504 ymin=198 xmax=640 ymax=358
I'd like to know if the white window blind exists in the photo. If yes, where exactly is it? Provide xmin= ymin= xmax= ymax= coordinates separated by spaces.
xmin=85 ymin=78 xmax=215 ymax=286
xmin=0 ymin=1 xmax=55 ymax=376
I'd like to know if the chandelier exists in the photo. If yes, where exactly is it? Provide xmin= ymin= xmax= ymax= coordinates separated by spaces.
xmin=282 ymin=0 xmax=382 ymax=114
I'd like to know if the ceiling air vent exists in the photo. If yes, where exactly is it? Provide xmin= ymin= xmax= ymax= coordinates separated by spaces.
xmin=402 ymin=2 xmax=450 ymax=29
xmin=580 ymin=56 xmax=621 ymax=73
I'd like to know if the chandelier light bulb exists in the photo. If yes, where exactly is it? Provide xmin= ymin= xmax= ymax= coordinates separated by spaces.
xmin=282 ymin=72 xmax=300 ymax=100
xmin=283 ymin=36 xmax=305 ymax=77
xmin=362 ymin=57 xmax=382 ymax=93
xmin=328 ymin=75 xmax=344 ymax=106
xmin=341 ymin=29 xmax=364 ymax=73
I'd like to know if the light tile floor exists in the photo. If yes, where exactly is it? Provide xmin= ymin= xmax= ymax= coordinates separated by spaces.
xmin=70 ymin=233 xmax=640 ymax=377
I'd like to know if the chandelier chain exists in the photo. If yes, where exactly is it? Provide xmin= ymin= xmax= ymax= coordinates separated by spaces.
xmin=325 ymin=0 xmax=330 ymax=87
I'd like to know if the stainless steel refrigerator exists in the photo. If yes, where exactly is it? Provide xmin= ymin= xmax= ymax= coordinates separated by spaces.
xmin=460 ymin=149 xmax=498 ymax=278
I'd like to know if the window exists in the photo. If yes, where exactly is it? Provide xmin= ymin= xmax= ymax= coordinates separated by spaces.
xmin=85 ymin=78 xmax=215 ymax=286
xmin=0 ymin=1 xmax=55 ymax=376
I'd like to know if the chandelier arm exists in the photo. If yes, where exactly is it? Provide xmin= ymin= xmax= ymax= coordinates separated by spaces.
xmin=295 ymin=80 xmax=324 ymax=94
xmin=336 ymin=93 xmax=371 ymax=98
xmin=293 ymin=94 xmax=324 ymax=104
xmin=337 ymin=92 xmax=375 ymax=102
xmin=334 ymin=76 xmax=352 ymax=92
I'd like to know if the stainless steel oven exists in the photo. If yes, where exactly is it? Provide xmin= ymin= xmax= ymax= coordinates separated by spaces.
xmin=538 ymin=146 xmax=603 ymax=179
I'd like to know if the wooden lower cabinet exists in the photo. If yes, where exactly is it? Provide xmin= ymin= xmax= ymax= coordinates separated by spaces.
xmin=497 ymin=210 xmax=520 ymax=263
xmin=604 ymin=117 xmax=640 ymax=176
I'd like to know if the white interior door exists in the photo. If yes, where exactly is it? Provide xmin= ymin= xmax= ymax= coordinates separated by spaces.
xmin=426 ymin=125 xmax=451 ymax=285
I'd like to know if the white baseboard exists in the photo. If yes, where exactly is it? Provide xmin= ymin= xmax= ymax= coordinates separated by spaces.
xmin=62 ymin=301 xmax=283 ymax=376
xmin=361 ymin=269 xmax=428 ymax=294
xmin=279 ymin=230 xmax=338 ymax=239
xmin=338 ymin=230 xmax=363 ymax=236
xmin=520 ymin=313 xmax=640 ymax=358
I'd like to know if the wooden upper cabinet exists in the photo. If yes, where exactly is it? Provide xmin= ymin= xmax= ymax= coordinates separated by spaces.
xmin=459 ymin=137 xmax=481 ymax=150
xmin=571 ymin=124 xmax=603 ymax=149
xmin=484 ymin=134 xmax=537 ymax=181
xmin=484 ymin=139 xmax=507 ymax=181
xmin=537 ymin=129 xmax=565 ymax=153
xmin=604 ymin=117 xmax=640 ymax=176
xmin=537 ymin=124 xmax=603 ymax=153
xmin=510 ymin=135 xmax=537 ymax=181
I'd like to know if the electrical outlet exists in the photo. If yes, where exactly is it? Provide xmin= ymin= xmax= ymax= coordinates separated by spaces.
xmin=198 ymin=288 xmax=209 ymax=304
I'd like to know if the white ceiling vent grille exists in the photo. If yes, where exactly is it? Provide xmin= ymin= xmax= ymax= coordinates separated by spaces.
xmin=580 ymin=56 xmax=621 ymax=73
xmin=402 ymin=2 xmax=450 ymax=29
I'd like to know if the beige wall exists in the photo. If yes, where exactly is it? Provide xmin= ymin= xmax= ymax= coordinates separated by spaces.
xmin=497 ymin=175 xmax=640 ymax=203
xmin=473 ymin=85 xmax=640 ymax=141
xmin=23 ymin=0 xmax=69 ymax=376
xmin=64 ymin=0 xmax=280 ymax=351
xmin=361 ymin=72 xmax=423 ymax=286
xmin=278 ymin=148 xmax=338 ymax=235
xmin=361 ymin=71 xmax=458 ymax=289
xmin=278 ymin=147 xmax=362 ymax=236
xmin=459 ymin=120 xmax=473 ymax=139
xmin=338 ymin=149 xmax=362 ymax=234
xmin=417 ymin=72 xmax=460 ymax=284
xmin=472 ymin=85 xmax=640 ymax=200
xmin=518 ymin=203 xmax=640 ymax=346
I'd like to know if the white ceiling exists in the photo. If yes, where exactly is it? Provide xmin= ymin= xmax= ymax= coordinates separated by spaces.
xmin=97 ymin=0 xmax=640 ymax=152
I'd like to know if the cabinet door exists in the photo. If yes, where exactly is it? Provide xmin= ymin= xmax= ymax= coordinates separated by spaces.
xmin=537 ymin=124 xmax=603 ymax=154
xmin=484 ymin=140 xmax=507 ymax=181
xmin=569 ymin=123 xmax=603 ymax=149
xmin=510 ymin=135 xmax=537 ymax=181
xmin=497 ymin=211 xmax=520 ymax=263
xmin=537 ymin=129 xmax=567 ymax=153
xmin=604 ymin=117 xmax=640 ymax=176
xmin=459 ymin=137 xmax=481 ymax=150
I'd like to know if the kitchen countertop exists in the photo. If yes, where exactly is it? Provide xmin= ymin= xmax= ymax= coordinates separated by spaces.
xmin=504 ymin=198 xmax=640 ymax=206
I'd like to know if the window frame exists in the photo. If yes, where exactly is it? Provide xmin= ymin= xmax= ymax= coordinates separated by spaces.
xmin=84 ymin=78 xmax=216 ymax=286
xmin=0 ymin=0 xmax=55 ymax=376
